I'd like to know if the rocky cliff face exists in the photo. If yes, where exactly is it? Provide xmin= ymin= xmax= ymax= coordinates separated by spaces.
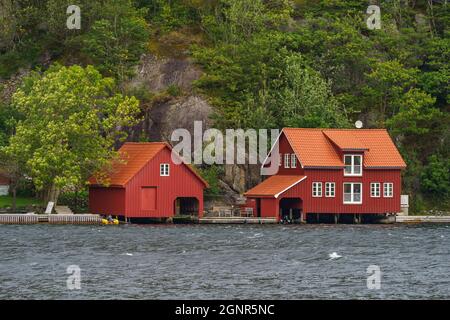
xmin=126 ymin=54 xmax=212 ymax=141
xmin=126 ymin=53 xmax=262 ymax=204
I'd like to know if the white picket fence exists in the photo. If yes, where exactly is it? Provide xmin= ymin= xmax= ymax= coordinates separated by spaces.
xmin=0 ymin=214 xmax=102 ymax=225
xmin=0 ymin=214 xmax=39 ymax=224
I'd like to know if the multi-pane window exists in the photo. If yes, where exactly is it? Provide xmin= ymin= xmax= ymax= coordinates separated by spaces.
xmin=291 ymin=154 xmax=297 ymax=168
xmin=344 ymin=155 xmax=362 ymax=176
xmin=343 ymin=183 xmax=362 ymax=204
xmin=325 ymin=182 xmax=335 ymax=197
xmin=384 ymin=183 xmax=393 ymax=198
xmin=284 ymin=154 xmax=290 ymax=168
xmin=312 ymin=182 xmax=322 ymax=197
xmin=371 ymin=183 xmax=380 ymax=197
xmin=160 ymin=163 xmax=170 ymax=176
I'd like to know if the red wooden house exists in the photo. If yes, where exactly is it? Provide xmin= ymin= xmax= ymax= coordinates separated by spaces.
xmin=244 ymin=128 xmax=406 ymax=222
xmin=89 ymin=142 xmax=208 ymax=221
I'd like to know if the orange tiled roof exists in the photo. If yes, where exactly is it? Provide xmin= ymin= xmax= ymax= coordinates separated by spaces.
xmin=244 ymin=175 xmax=307 ymax=198
xmin=89 ymin=142 xmax=208 ymax=187
xmin=282 ymin=128 xmax=406 ymax=168
xmin=322 ymin=130 xmax=368 ymax=150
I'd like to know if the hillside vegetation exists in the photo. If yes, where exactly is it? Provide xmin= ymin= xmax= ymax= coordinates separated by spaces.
xmin=0 ymin=0 xmax=448 ymax=212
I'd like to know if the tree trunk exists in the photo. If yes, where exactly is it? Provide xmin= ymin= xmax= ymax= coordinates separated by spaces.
xmin=11 ymin=185 xmax=17 ymax=212
xmin=44 ymin=183 xmax=61 ymax=208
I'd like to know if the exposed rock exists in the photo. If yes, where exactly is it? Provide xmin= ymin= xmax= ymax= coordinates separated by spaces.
xmin=223 ymin=164 xmax=261 ymax=195
xmin=144 ymin=95 xmax=213 ymax=142
xmin=0 ymin=69 xmax=30 ymax=102
xmin=128 ymin=53 xmax=202 ymax=93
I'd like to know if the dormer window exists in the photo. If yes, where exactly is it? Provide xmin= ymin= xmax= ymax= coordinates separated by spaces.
xmin=344 ymin=155 xmax=362 ymax=176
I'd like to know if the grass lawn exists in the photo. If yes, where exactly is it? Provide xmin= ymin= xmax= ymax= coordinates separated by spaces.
xmin=0 ymin=195 xmax=43 ymax=208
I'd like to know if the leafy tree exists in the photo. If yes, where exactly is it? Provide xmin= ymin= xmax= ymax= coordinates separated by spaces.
xmin=1 ymin=64 xmax=141 ymax=204
xmin=421 ymin=155 xmax=450 ymax=197
xmin=272 ymin=53 xmax=349 ymax=128
xmin=81 ymin=2 xmax=150 ymax=80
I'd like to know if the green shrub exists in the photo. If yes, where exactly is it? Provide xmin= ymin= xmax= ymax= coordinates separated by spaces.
xmin=58 ymin=189 xmax=89 ymax=213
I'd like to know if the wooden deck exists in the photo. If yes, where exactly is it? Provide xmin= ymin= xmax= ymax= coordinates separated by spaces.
xmin=199 ymin=217 xmax=277 ymax=224
xmin=396 ymin=215 xmax=450 ymax=223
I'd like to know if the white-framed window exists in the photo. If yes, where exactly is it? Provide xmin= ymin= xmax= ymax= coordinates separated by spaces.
xmin=279 ymin=153 xmax=282 ymax=167
xmin=343 ymin=183 xmax=362 ymax=204
xmin=291 ymin=154 xmax=297 ymax=168
xmin=384 ymin=182 xmax=393 ymax=198
xmin=325 ymin=182 xmax=335 ymax=197
xmin=344 ymin=154 xmax=362 ymax=176
xmin=284 ymin=154 xmax=290 ymax=168
xmin=312 ymin=182 xmax=322 ymax=197
xmin=160 ymin=163 xmax=170 ymax=176
xmin=371 ymin=183 xmax=380 ymax=197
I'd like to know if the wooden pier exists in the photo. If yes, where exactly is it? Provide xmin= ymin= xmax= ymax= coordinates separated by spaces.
xmin=199 ymin=217 xmax=277 ymax=224
xmin=0 ymin=214 xmax=102 ymax=225
xmin=396 ymin=215 xmax=450 ymax=223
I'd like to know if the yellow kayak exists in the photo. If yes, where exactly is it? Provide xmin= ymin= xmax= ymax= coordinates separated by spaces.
xmin=101 ymin=218 xmax=119 ymax=225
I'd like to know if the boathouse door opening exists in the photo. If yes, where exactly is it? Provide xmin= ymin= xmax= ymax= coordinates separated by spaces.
xmin=174 ymin=197 xmax=199 ymax=217
xmin=279 ymin=197 xmax=302 ymax=223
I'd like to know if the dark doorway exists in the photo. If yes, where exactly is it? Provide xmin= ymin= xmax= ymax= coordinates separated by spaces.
xmin=174 ymin=197 xmax=199 ymax=216
xmin=256 ymin=198 xmax=261 ymax=217
xmin=279 ymin=198 xmax=302 ymax=223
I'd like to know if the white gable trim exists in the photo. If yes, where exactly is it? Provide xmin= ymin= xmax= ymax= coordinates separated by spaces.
xmin=274 ymin=176 xmax=308 ymax=198
xmin=261 ymin=129 xmax=304 ymax=170
xmin=283 ymin=130 xmax=304 ymax=169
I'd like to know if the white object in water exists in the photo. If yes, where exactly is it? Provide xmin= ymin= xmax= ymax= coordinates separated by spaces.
xmin=125 ymin=253 xmax=133 ymax=256
xmin=328 ymin=252 xmax=342 ymax=260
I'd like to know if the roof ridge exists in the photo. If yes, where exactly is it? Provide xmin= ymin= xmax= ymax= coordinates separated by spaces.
xmin=123 ymin=142 xmax=168 ymax=145
xmin=283 ymin=127 xmax=387 ymax=131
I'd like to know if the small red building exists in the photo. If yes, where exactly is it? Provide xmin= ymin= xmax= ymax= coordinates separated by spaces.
xmin=89 ymin=142 xmax=208 ymax=221
xmin=244 ymin=128 xmax=406 ymax=222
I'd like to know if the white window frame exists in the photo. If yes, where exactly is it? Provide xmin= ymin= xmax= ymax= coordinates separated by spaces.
xmin=371 ymin=182 xmax=381 ymax=198
xmin=160 ymin=163 xmax=170 ymax=176
xmin=284 ymin=154 xmax=290 ymax=168
xmin=344 ymin=154 xmax=363 ymax=176
xmin=343 ymin=182 xmax=362 ymax=204
xmin=384 ymin=182 xmax=393 ymax=198
xmin=279 ymin=153 xmax=282 ymax=167
xmin=325 ymin=182 xmax=335 ymax=197
xmin=290 ymin=153 xmax=297 ymax=168
xmin=312 ymin=182 xmax=322 ymax=197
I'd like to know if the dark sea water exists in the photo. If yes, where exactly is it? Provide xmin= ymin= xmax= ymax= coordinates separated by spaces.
xmin=0 ymin=223 xmax=449 ymax=299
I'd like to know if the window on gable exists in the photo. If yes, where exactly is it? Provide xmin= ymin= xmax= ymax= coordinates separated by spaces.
xmin=279 ymin=153 xmax=282 ymax=167
xmin=384 ymin=182 xmax=393 ymax=198
xmin=344 ymin=155 xmax=362 ymax=176
xmin=343 ymin=183 xmax=362 ymax=204
xmin=371 ymin=183 xmax=380 ymax=197
xmin=291 ymin=154 xmax=297 ymax=168
xmin=284 ymin=154 xmax=290 ymax=168
xmin=160 ymin=163 xmax=169 ymax=176
xmin=312 ymin=182 xmax=322 ymax=197
xmin=325 ymin=182 xmax=335 ymax=197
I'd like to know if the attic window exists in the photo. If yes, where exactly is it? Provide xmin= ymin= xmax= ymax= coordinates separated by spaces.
xmin=344 ymin=155 xmax=362 ymax=176
xmin=291 ymin=154 xmax=297 ymax=168
xmin=160 ymin=163 xmax=170 ymax=176
xmin=284 ymin=154 xmax=290 ymax=168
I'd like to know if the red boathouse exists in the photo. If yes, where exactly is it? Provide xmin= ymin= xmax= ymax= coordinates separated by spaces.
xmin=89 ymin=142 xmax=208 ymax=221
xmin=244 ymin=128 xmax=407 ymax=223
